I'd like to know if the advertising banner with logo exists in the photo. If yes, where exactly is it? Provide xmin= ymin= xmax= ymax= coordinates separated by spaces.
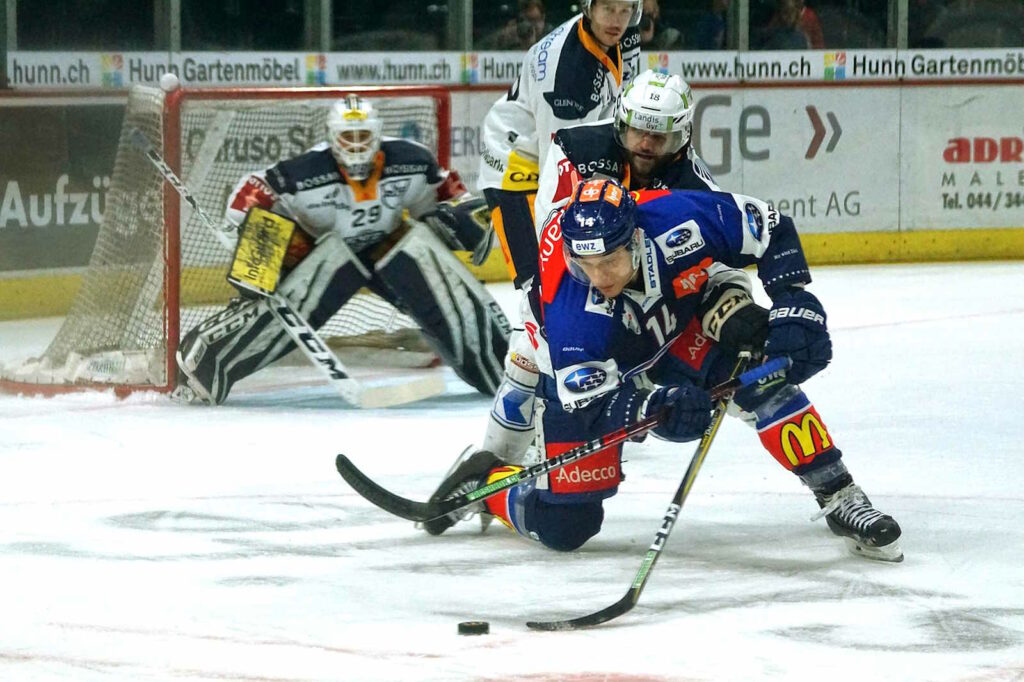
xmin=900 ymin=85 xmax=1024 ymax=230
xmin=0 ymin=101 xmax=123 ymax=273
xmin=9 ymin=48 xmax=1024 ymax=89
xmin=689 ymin=82 xmax=1024 ymax=233
xmin=4 ymin=51 xmax=499 ymax=89
xmin=645 ymin=48 xmax=1024 ymax=84
xmin=692 ymin=85 xmax=902 ymax=232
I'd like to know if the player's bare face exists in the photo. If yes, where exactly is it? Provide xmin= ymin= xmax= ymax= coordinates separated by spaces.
xmin=572 ymin=245 xmax=636 ymax=299
xmin=589 ymin=0 xmax=634 ymax=50
xmin=622 ymin=127 xmax=670 ymax=180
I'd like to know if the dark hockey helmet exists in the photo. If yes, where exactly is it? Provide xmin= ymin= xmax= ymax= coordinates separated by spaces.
xmin=561 ymin=178 xmax=641 ymax=283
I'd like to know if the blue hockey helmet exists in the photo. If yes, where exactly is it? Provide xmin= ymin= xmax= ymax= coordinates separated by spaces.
xmin=561 ymin=178 xmax=641 ymax=286
xmin=562 ymin=178 xmax=637 ymax=256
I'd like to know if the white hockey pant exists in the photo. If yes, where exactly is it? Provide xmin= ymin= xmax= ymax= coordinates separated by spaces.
xmin=481 ymin=326 xmax=540 ymax=462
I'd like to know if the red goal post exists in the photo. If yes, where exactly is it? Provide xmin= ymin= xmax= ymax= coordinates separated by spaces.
xmin=0 ymin=84 xmax=451 ymax=397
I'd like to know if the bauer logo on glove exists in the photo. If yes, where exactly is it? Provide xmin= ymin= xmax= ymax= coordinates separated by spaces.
xmin=228 ymin=207 xmax=296 ymax=297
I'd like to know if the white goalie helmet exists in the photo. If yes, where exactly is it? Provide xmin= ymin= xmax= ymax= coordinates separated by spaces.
xmin=614 ymin=70 xmax=696 ymax=157
xmin=581 ymin=0 xmax=643 ymax=27
xmin=327 ymin=94 xmax=384 ymax=181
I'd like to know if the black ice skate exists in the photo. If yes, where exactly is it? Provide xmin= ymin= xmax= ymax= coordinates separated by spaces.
xmin=170 ymin=351 xmax=214 ymax=405
xmin=420 ymin=448 xmax=502 ymax=536
xmin=813 ymin=481 xmax=903 ymax=562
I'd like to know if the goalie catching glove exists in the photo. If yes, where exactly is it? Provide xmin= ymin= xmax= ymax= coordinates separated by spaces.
xmin=641 ymin=384 xmax=713 ymax=442
xmin=421 ymin=193 xmax=494 ymax=266
xmin=765 ymin=287 xmax=832 ymax=385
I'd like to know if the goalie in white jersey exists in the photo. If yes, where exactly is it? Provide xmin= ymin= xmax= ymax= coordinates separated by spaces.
xmin=174 ymin=94 xmax=509 ymax=405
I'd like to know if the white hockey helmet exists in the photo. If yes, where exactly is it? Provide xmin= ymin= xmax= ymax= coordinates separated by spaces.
xmin=326 ymin=94 xmax=384 ymax=181
xmin=614 ymin=70 xmax=696 ymax=156
xmin=581 ymin=0 xmax=643 ymax=27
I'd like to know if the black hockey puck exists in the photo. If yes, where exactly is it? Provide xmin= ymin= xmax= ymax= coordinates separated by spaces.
xmin=457 ymin=621 xmax=490 ymax=635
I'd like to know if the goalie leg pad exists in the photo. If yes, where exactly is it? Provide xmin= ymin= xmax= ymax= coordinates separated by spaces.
xmin=176 ymin=234 xmax=370 ymax=403
xmin=373 ymin=221 xmax=511 ymax=395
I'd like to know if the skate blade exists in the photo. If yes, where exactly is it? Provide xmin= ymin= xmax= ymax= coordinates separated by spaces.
xmin=413 ymin=513 xmax=492 ymax=533
xmin=844 ymin=537 xmax=904 ymax=562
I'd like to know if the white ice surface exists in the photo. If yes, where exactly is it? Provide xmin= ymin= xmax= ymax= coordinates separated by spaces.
xmin=1 ymin=262 xmax=1023 ymax=681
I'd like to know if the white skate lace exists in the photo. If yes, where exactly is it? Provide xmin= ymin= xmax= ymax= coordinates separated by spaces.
xmin=810 ymin=483 xmax=884 ymax=532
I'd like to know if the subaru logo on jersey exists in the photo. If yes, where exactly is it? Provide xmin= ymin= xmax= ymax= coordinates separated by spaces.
xmin=744 ymin=203 xmax=765 ymax=240
xmin=563 ymin=366 xmax=608 ymax=393
xmin=381 ymin=178 xmax=411 ymax=209
xmin=655 ymin=220 xmax=704 ymax=264
xmin=665 ymin=228 xmax=692 ymax=248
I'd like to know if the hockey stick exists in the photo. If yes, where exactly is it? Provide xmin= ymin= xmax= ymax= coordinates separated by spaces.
xmin=335 ymin=356 xmax=789 ymax=522
xmin=525 ymin=353 xmax=754 ymax=631
xmin=130 ymin=128 xmax=444 ymax=408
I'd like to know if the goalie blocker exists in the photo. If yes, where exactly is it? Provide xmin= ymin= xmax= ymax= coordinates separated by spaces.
xmin=176 ymin=214 xmax=509 ymax=404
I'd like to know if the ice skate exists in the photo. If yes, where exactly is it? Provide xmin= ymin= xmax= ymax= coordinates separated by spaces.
xmin=420 ymin=447 xmax=502 ymax=536
xmin=170 ymin=351 xmax=214 ymax=405
xmin=813 ymin=481 xmax=903 ymax=562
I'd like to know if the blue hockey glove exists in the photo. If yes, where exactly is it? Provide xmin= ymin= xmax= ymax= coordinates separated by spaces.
xmin=644 ymin=384 xmax=713 ymax=442
xmin=765 ymin=288 xmax=832 ymax=385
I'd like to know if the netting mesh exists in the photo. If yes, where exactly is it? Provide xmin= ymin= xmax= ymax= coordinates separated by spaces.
xmin=7 ymin=86 xmax=442 ymax=389
xmin=42 ymin=87 xmax=168 ymax=377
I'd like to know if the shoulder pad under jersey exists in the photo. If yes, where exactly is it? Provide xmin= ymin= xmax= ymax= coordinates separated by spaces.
xmin=265 ymin=147 xmax=340 ymax=194
xmin=655 ymin=148 xmax=720 ymax=192
xmin=553 ymin=121 xmax=627 ymax=179
xmin=380 ymin=138 xmax=442 ymax=183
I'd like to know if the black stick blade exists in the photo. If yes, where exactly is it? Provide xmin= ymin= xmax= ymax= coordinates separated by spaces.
xmin=335 ymin=454 xmax=436 ymax=522
xmin=526 ymin=593 xmax=636 ymax=631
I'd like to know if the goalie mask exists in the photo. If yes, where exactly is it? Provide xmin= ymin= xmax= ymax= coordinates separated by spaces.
xmin=327 ymin=94 xmax=384 ymax=181
xmin=581 ymin=0 xmax=643 ymax=27
xmin=614 ymin=70 xmax=695 ymax=174
xmin=561 ymin=178 xmax=641 ymax=293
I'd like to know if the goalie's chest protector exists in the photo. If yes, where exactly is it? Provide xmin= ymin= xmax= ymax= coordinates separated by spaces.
xmin=266 ymin=144 xmax=435 ymax=253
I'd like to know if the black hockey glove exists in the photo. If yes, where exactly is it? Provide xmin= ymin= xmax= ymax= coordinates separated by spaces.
xmin=422 ymin=194 xmax=494 ymax=265
xmin=765 ymin=288 xmax=832 ymax=385
xmin=643 ymin=384 xmax=713 ymax=442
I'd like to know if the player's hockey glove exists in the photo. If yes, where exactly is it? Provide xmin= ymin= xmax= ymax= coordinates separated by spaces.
xmin=765 ymin=287 xmax=832 ymax=385
xmin=642 ymin=384 xmax=713 ymax=442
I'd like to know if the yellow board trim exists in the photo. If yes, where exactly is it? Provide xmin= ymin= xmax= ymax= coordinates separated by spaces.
xmin=3 ymin=228 xmax=1023 ymax=321
xmin=801 ymin=228 xmax=1024 ymax=264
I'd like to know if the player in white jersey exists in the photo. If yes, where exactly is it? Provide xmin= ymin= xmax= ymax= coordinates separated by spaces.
xmin=478 ymin=0 xmax=643 ymax=289
xmin=173 ymin=95 xmax=509 ymax=405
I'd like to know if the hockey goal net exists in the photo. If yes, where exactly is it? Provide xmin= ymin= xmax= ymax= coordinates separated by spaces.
xmin=0 ymin=84 xmax=451 ymax=396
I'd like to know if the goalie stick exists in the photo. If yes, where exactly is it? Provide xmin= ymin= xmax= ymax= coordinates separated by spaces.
xmin=335 ymin=356 xmax=789 ymax=522
xmin=525 ymin=353 xmax=753 ymax=631
xmin=130 ymin=128 xmax=444 ymax=409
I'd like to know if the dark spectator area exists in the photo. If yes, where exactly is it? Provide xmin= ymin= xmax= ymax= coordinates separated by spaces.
xmin=2 ymin=0 xmax=1023 ymax=54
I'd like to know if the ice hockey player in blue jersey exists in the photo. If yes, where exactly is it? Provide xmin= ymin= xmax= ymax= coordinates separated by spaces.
xmin=422 ymin=178 xmax=903 ymax=563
